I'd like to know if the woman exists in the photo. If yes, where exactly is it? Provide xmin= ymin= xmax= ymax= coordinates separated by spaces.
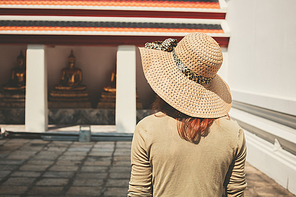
xmin=128 ymin=33 xmax=247 ymax=196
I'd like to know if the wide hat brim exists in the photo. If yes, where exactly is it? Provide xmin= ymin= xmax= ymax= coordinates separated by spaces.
xmin=139 ymin=47 xmax=232 ymax=118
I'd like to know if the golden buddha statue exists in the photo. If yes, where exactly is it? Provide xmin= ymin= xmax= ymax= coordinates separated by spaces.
xmin=2 ymin=51 xmax=26 ymax=91
xmin=103 ymin=69 xmax=116 ymax=93
xmin=48 ymin=50 xmax=91 ymax=108
xmin=97 ymin=69 xmax=143 ymax=109
xmin=55 ymin=50 xmax=86 ymax=91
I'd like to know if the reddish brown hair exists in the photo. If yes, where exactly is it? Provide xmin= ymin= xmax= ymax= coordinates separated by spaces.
xmin=152 ymin=96 xmax=215 ymax=142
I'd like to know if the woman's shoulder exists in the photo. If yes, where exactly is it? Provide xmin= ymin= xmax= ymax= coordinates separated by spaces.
xmin=137 ymin=112 xmax=168 ymax=126
xmin=213 ymin=116 xmax=244 ymax=139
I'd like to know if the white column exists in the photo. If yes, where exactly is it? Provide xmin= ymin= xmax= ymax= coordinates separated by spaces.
xmin=116 ymin=45 xmax=136 ymax=133
xmin=25 ymin=45 xmax=48 ymax=132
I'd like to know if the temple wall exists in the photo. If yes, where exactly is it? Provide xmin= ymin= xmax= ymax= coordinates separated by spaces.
xmin=226 ymin=0 xmax=296 ymax=116
xmin=226 ymin=0 xmax=296 ymax=194
xmin=0 ymin=45 xmax=155 ymax=108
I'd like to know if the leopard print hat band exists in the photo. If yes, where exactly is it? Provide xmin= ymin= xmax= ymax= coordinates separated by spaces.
xmin=145 ymin=38 xmax=214 ymax=85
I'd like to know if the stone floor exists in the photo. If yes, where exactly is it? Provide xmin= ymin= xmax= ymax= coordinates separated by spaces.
xmin=0 ymin=139 xmax=295 ymax=197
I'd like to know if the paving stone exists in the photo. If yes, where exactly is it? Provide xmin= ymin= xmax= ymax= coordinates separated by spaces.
xmin=19 ymin=164 xmax=50 ymax=171
xmin=0 ymin=160 xmax=24 ymax=165
xmin=114 ymin=151 xmax=131 ymax=156
xmin=29 ymin=140 xmax=49 ymax=144
xmin=76 ymin=172 xmax=107 ymax=179
xmin=63 ymin=152 xmax=87 ymax=156
xmin=0 ymin=165 xmax=19 ymax=171
xmin=87 ymin=156 xmax=112 ymax=161
xmin=113 ymin=161 xmax=131 ymax=166
xmin=36 ymin=178 xmax=69 ymax=186
xmin=67 ymin=147 xmax=91 ymax=152
xmin=26 ymin=160 xmax=54 ymax=165
xmin=3 ymin=177 xmax=36 ymax=186
xmin=72 ymin=142 xmax=95 ymax=146
xmin=104 ymin=187 xmax=128 ymax=197
xmin=113 ymin=156 xmax=131 ymax=161
xmin=56 ymin=160 xmax=82 ymax=166
xmin=89 ymin=151 xmax=113 ymax=156
xmin=10 ymin=171 xmax=41 ymax=178
xmin=42 ymin=171 xmax=75 ymax=178
xmin=0 ymin=171 xmax=11 ymax=178
xmin=49 ymin=165 xmax=79 ymax=172
xmin=109 ymin=173 xmax=131 ymax=179
xmin=106 ymin=179 xmax=129 ymax=187
xmin=0 ymin=186 xmax=27 ymax=195
xmin=21 ymin=145 xmax=44 ymax=151
xmin=109 ymin=167 xmax=131 ymax=173
xmin=0 ymin=152 xmax=10 ymax=158
xmin=80 ymin=166 xmax=108 ymax=172
xmin=58 ymin=155 xmax=86 ymax=161
xmin=73 ymin=178 xmax=104 ymax=186
xmin=66 ymin=187 xmax=102 ymax=196
xmin=43 ymin=147 xmax=67 ymax=152
xmin=6 ymin=154 xmax=32 ymax=160
xmin=28 ymin=186 xmax=64 ymax=195
xmin=32 ymin=154 xmax=59 ymax=160
xmin=84 ymin=160 xmax=111 ymax=166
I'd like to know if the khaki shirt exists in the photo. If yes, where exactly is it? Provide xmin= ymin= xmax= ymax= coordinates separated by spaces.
xmin=128 ymin=112 xmax=247 ymax=197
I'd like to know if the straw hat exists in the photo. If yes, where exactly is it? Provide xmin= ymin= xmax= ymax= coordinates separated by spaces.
xmin=139 ymin=32 xmax=232 ymax=118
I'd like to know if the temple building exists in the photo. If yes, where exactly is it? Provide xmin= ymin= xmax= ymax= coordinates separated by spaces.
xmin=0 ymin=0 xmax=296 ymax=195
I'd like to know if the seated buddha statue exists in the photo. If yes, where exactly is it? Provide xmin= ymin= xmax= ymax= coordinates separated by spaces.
xmin=2 ymin=51 xmax=26 ymax=91
xmin=55 ymin=50 xmax=86 ymax=91
xmin=103 ymin=69 xmax=116 ymax=93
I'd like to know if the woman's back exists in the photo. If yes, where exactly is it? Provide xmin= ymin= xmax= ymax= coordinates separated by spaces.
xmin=129 ymin=113 xmax=246 ymax=197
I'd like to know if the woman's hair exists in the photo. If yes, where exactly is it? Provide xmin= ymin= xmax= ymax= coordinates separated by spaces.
xmin=152 ymin=96 xmax=215 ymax=142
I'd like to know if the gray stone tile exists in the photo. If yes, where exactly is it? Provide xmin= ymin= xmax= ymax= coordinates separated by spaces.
xmin=19 ymin=164 xmax=50 ymax=171
xmin=28 ymin=186 xmax=64 ymax=195
xmin=89 ymin=151 xmax=113 ymax=156
xmin=3 ymin=177 xmax=36 ymax=186
xmin=87 ymin=156 xmax=112 ymax=161
xmin=0 ymin=186 xmax=27 ymax=195
xmin=6 ymin=154 xmax=32 ymax=160
xmin=80 ymin=166 xmax=108 ymax=172
xmin=0 ymin=160 xmax=24 ymax=165
xmin=73 ymin=178 xmax=104 ymax=186
xmin=67 ymin=147 xmax=91 ymax=152
xmin=113 ymin=156 xmax=131 ymax=162
xmin=26 ymin=159 xmax=54 ymax=165
xmin=106 ymin=179 xmax=129 ymax=187
xmin=104 ymin=187 xmax=128 ymax=197
xmin=56 ymin=160 xmax=82 ymax=166
xmin=43 ymin=147 xmax=67 ymax=152
xmin=49 ymin=165 xmax=79 ymax=172
xmin=66 ymin=187 xmax=102 ymax=196
xmin=84 ymin=160 xmax=111 ymax=166
xmin=63 ymin=152 xmax=87 ymax=156
xmin=112 ymin=161 xmax=131 ymax=166
xmin=109 ymin=167 xmax=131 ymax=173
xmin=36 ymin=178 xmax=69 ymax=186
xmin=109 ymin=173 xmax=131 ymax=179
xmin=76 ymin=172 xmax=107 ymax=179
xmin=32 ymin=154 xmax=59 ymax=160
xmin=58 ymin=155 xmax=86 ymax=161
xmin=0 ymin=171 xmax=11 ymax=178
xmin=42 ymin=171 xmax=75 ymax=178
xmin=10 ymin=171 xmax=41 ymax=177
xmin=0 ymin=165 xmax=19 ymax=171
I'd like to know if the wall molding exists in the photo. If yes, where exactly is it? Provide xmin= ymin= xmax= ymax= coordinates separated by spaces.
xmin=232 ymin=90 xmax=296 ymax=116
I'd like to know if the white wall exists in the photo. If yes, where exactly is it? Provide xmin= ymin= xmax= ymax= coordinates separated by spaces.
xmin=226 ymin=0 xmax=296 ymax=116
